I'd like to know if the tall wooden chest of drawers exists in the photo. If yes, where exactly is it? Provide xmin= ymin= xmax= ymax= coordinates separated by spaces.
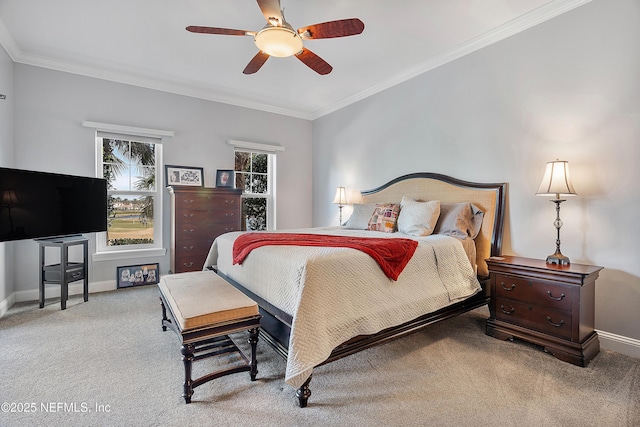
xmin=485 ymin=256 xmax=603 ymax=367
xmin=168 ymin=186 xmax=242 ymax=273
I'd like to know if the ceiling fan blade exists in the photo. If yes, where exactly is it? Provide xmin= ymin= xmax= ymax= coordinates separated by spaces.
xmin=186 ymin=26 xmax=253 ymax=36
xmin=243 ymin=51 xmax=270 ymax=74
xmin=295 ymin=48 xmax=332 ymax=75
xmin=298 ymin=18 xmax=364 ymax=39
xmin=256 ymin=0 xmax=283 ymax=26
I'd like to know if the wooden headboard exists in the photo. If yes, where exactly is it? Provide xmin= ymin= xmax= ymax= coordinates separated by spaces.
xmin=359 ymin=173 xmax=507 ymax=278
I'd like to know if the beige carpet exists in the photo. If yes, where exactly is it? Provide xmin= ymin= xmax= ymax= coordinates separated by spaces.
xmin=1 ymin=285 xmax=638 ymax=427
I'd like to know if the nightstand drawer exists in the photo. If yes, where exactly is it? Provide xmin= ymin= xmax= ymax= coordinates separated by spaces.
xmin=43 ymin=263 xmax=85 ymax=283
xmin=495 ymin=297 xmax=572 ymax=340
xmin=494 ymin=273 xmax=572 ymax=311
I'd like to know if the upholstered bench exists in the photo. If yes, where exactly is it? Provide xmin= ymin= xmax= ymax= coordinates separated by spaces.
xmin=158 ymin=270 xmax=261 ymax=403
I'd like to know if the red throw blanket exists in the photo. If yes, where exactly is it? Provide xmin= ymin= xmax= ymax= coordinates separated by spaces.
xmin=232 ymin=233 xmax=419 ymax=281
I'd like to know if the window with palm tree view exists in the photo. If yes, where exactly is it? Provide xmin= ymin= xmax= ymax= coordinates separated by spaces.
xmin=234 ymin=150 xmax=274 ymax=231
xmin=100 ymin=138 xmax=161 ymax=248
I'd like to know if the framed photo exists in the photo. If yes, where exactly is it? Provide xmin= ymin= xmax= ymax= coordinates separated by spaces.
xmin=216 ymin=169 xmax=234 ymax=188
xmin=117 ymin=263 xmax=160 ymax=288
xmin=165 ymin=165 xmax=204 ymax=187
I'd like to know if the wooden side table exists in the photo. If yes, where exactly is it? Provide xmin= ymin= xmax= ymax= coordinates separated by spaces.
xmin=485 ymin=255 xmax=603 ymax=367
xmin=38 ymin=235 xmax=89 ymax=310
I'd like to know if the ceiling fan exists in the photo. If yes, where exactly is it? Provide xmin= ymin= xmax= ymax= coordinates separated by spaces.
xmin=186 ymin=0 xmax=364 ymax=75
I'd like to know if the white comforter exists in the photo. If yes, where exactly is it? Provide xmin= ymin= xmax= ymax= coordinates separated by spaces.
xmin=203 ymin=227 xmax=480 ymax=389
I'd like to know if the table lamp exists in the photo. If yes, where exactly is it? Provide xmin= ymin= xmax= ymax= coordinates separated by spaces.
xmin=536 ymin=160 xmax=577 ymax=265
xmin=333 ymin=186 xmax=347 ymax=225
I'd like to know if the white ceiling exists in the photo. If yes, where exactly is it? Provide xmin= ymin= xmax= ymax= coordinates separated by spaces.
xmin=0 ymin=0 xmax=589 ymax=120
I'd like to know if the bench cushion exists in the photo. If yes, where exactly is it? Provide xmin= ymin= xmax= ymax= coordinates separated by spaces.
xmin=159 ymin=271 xmax=259 ymax=331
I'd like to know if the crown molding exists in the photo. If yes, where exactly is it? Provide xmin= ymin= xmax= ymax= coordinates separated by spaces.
xmin=0 ymin=16 xmax=19 ymax=61
xmin=1 ymin=0 xmax=591 ymax=122
xmin=311 ymin=0 xmax=592 ymax=119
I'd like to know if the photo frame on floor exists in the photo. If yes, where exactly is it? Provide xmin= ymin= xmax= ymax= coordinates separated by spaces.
xmin=117 ymin=263 xmax=160 ymax=288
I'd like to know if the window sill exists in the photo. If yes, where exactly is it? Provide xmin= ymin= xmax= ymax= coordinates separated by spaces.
xmin=92 ymin=247 xmax=166 ymax=262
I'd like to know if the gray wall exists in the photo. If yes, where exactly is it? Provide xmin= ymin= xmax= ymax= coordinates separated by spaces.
xmin=8 ymin=64 xmax=312 ymax=294
xmin=313 ymin=0 xmax=640 ymax=344
xmin=0 ymin=45 xmax=15 ymax=303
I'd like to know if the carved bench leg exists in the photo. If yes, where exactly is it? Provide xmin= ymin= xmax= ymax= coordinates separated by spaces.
xmin=181 ymin=344 xmax=195 ymax=403
xmin=248 ymin=328 xmax=259 ymax=381
xmin=160 ymin=297 xmax=168 ymax=332
xmin=296 ymin=375 xmax=312 ymax=408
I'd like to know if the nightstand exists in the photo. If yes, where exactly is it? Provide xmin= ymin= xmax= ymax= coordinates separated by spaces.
xmin=485 ymin=255 xmax=603 ymax=367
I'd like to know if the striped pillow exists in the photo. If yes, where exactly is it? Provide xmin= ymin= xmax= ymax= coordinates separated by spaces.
xmin=367 ymin=203 xmax=400 ymax=233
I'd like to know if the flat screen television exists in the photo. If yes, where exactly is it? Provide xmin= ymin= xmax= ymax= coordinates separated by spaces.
xmin=0 ymin=167 xmax=107 ymax=242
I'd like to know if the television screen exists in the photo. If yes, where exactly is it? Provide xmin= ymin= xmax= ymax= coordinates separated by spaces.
xmin=0 ymin=167 xmax=107 ymax=242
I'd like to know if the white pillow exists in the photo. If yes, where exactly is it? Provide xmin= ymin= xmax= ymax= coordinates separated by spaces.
xmin=344 ymin=203 xmax=377 ymax=229
xmin=397 ymin=196 xmax=441 ymax=236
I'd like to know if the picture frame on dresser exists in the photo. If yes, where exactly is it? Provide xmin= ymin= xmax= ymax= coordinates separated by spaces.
xmin=165 ymin=165 xmax=204 ymax=187
xmin=215 ymin=170 xmax=234 ymax=188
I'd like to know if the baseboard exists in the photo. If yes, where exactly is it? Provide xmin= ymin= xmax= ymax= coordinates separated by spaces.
xmin=0 ymin=281 xmax=117 ymax=317
xmin=597 ymin=329 xmax=640 ymax=359
xmin=0 ymin=292 xmax=16 ymax=319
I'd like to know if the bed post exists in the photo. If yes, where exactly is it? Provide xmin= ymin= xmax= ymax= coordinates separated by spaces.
xmin=296 ymin=376 xmax=312 ymax=408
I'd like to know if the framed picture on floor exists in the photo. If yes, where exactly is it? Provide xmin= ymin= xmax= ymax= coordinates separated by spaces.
xmin=165 ymin=165 xmax=204 ymax=187
xmin=117 ymin=263 xmax=160 ymax=288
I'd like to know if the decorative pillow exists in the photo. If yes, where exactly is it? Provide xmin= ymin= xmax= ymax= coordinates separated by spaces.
xmin=344 ymin=203 xmax=377 ymax=229
xmin=397 ymin=196 xmax=441 ymax=236
xmin=434 ymin=202 xmax=484 ymax=239
xmin=367 ymin=203 xmax=401 ymax=233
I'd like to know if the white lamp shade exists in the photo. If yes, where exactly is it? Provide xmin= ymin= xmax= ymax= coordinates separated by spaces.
xmin=333 ymin=186 xmax=347 ymax=205
xmin=536 ymin=160 xmax=577 ymax=197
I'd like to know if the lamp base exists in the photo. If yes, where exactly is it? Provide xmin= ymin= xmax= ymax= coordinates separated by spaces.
xmin=546 ymin=252 xmax=570 ymax=266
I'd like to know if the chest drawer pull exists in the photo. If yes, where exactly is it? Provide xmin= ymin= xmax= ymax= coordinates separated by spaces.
xmin=182 ymin=246 xmax=194 ymax=251
xmin=547 ymin=291 xmax=565 ymax=301
xmin=182 ymin=262 xmax=194 ymax=268
xmin=546 ymin=316 xmax=565 ymax=327
xmin=500 ymin=282 xmax=516 ymax=291
xmin=183 ymin=213 xmax=195 ymax=218
xmin=183 ymin=199 xmax=195 ymax=204
xmin=500 ymin=305 xmax=515 ymax=315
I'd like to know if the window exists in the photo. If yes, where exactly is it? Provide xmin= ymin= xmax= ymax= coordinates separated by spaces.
xmin=234 ymin=149 xmax=276 ymax=231
xmin=98 ymin=137 xmax=162 ymax=252
xmin=85 ymin=121 xmax=172 ymax=259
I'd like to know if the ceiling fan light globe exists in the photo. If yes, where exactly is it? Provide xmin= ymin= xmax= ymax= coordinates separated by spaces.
xmin=254 ymin=27 xmax=303 ymax=57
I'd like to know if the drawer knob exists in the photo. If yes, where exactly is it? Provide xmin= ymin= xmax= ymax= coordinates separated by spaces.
xmin=183 ymin=229 xmax=194 ymax=233
xmin=546 ymin=316 xmax=565 ymax=327
xmin=501 ymin=282 xmax=516 ymax=291
xmin=183 ymin=199 xmax=195 ymax=204
xmin=183 ymin=262 xmax=194 ymax=268
xmin=183 ymin=213 xmax=194 ymax=218
xmin=182 ymin=246 xmax=194 ymax=250
xmin=500 ymin=305 xmax=515 ymax=315
xmin=547 ymin=291 xmax=565 ymax=301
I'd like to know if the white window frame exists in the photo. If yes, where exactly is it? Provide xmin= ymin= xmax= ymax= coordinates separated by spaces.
xmin=84 ymin=121 xmax=173 ymax=261
xmin=229 ymin=140 xmax=283 ymax=231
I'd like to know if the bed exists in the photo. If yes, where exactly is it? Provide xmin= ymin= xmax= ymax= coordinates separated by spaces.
xmin=203 ymin=172 xmax=507 ymax=407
